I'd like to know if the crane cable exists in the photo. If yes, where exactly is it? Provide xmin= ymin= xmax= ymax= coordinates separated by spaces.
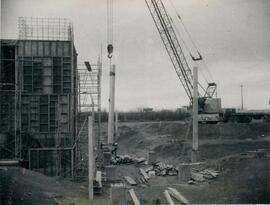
xmin=107 ymin=0 xmax=113 ymax=59
xmin=168 ymin=0 xmax=214 ymax=83
xmin=168 ymin=16 xmax=209 ymax=90
xmin=168 ymin=0 xmax=201 ymax=57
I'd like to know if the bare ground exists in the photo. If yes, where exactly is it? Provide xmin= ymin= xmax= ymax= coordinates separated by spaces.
xmin=0 ymin=121 xmax=269 ymax=204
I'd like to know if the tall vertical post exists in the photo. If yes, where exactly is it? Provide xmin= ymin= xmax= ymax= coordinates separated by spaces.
xmin=108 ymin=64 xmax=116 ymax=144
xmin=88 ymin=115 xmax=94 ymax=201
xmin=14 ymin=55 xmax=18 ymax=159
xmin=97 ymin=57 xmax=102 ymax=150
xmin=71 ymin=148 xmax=74 ymax=180
xmin=192 ymin=66 xmax=198 ymax=151
xmin=240 ymin=84 xmax=244 ymax=111
xmin=115 ymin=111 xmax=118 ymax=137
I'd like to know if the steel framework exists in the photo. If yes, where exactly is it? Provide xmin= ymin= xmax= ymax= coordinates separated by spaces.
xmin=18 ymin=17 xmax=73 ymax=41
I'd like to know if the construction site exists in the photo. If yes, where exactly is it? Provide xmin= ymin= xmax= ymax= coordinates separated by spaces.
xmin=0 ymin=0 xmax=269 ymax=204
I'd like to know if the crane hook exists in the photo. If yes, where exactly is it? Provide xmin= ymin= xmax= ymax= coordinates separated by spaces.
xmin=107 ymin=44 xmax=113 ymax=59
xmin=190 ymin=52 xmax=203 ymax=61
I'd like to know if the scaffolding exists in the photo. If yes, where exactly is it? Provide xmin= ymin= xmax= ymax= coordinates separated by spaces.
xmin=74 ymin=59 xmax=102 ymax=180
xmin=1 ymin=17 xmax=77 ymax=178
xmin=78 ymin=61 xmax=102 ymax=112
xmin=18 ymin=17 xmax=73 ymax=41
xmin=1 ymin=17 xmax=102 ymax=180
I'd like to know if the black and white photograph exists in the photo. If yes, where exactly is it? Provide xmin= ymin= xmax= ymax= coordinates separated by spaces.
xmin=0 ymin=0 xmax=270 ymax=204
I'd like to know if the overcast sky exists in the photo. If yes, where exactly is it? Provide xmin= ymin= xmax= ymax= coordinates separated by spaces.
xmin=1 ymin=0 xmax=270 ymax=111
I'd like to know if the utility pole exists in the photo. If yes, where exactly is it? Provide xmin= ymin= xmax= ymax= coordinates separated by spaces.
xmin=192 ymin=66 xmax=198 ymax=151
xmin=240 ymin=84 xmax=244 ymax=110
xmin=108 ymin=64 xmax=116 ymax=144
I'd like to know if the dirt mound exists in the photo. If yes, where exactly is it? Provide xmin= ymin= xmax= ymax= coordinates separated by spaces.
xmin=0 ymin=167 xmax=65 ymax=205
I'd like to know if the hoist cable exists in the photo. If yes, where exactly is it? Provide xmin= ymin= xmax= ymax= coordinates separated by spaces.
xmin=168 ymin=16 xmax=210 ymax=86
xmin=168 ymin=0 xmax=215 ymax=83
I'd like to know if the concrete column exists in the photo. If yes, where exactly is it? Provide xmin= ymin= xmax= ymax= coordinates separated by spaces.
xmin=108 ymin=64 xmax=116 ymax=144
xmin=88 ymin=115 xmax=94 ymax=201
xmin=240 ymin=84 xmax=244 ymax=110
xmin=115 ymin=111 xmax=118 ymax=137
xmin=192 ymin=66 xmax=198 ymax=151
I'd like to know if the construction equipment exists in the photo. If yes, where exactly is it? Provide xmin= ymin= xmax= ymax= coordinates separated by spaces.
xmin=145 ymin=0 xmax=221 ymax=123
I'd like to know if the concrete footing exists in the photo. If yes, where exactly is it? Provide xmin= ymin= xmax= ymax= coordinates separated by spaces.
xmin=105 ymin=165 xmax=122 ymax=181
xmin=111 ymin=183 xmax=126 ymax=205
xmin=103 ymin=151 xmax=111 ymax=166
xmin=178 ymin=163 xmax=191 ymax=183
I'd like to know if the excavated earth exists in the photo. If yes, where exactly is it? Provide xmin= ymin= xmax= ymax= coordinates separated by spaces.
xmin=0 ymin=121 xmax=269 ymax=204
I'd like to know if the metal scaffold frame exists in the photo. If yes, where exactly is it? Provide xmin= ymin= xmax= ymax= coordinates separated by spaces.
xmin=18 ymin=17 xmax=73 ymax=41
xmin=1 ymin=17 xmax=79 ymax=178
xmin=74 ymin=58 xmax=102 ymax=180
xmin=1 ymin=17 xmax=103 ymax=180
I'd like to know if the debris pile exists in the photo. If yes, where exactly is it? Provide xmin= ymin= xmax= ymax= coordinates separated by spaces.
xmin=111 ymin=155 xmax=146 ymax=165
xmin=190 ymin=168 xmax=219 ymax=183
xmin=146 ymin=162 xmax=178 ymax=177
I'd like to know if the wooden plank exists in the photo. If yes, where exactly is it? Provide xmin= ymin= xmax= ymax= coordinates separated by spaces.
xmin=205 ymin=169 xmax=219 ymax=177
xmin=124 ymin=176 xmax=137 ymax=185
xmin=128 ymin=189 xmax=141 ymax=205
xmin=191 ymin=172 xmax=205 ymax=182
xmin=164 ymin=190 xmax=175 ymax=205
xmin=139 ymin=168 xmax=150 ymax=181
xmin=167 ymin=187 xmax=189 ymax=204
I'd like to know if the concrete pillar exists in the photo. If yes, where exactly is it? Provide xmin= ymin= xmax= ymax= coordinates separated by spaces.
xmin=191 ymin=150 xmax=197 ymax=163
xmin=108 ymin=64 xmax=116 ymax=144
xmin=192 ymin=66 xmax=198 ymax=151
xmin=115 ymin=111 xmax=118 ymax=137
xmin=88 ymin=115 xmax=94 ymax=201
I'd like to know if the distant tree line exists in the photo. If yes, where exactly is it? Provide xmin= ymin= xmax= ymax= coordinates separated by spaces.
xmin=79 ymin=109 xmax=191 ymax=122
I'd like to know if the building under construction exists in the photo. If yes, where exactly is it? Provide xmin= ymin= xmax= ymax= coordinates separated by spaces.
xmin=0 ymin=17 xmax=78 ymax=177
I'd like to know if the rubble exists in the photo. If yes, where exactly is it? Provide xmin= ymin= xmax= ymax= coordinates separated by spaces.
xmin=190 ymin=168 xmax=219 ymax=182
xmin=145 ymin=162 xmax=178 ymax=177
xmin=111 ymin=155 xmax=146 ymax=165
